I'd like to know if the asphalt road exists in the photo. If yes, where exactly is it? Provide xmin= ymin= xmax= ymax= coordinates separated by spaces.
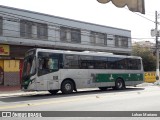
xmin=0 ymin=85 xmax=160 ymax=120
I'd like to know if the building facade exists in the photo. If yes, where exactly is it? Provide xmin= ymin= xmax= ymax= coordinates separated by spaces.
xmin=0 ymin=5 xmax=132 ymax=86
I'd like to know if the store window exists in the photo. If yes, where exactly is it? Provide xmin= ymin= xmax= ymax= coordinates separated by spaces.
xmin=20 ymin=20 xmax=48 ymax=40
xmin=115 ymin=35 xmax=120 ymax=47
xmin=115 ymin=35 xmax=128 ymax=48
xmin=37 ymin=23 xmax=48 ymax=39
xmin=20 ymin=20 xmax=32 ymax=38
xmin=121 ymin=37 xmax=128 ymax=47
xmin=90 ymin=31 xmax=106 ymax=46
xmin=71 ymin=28 xmax=81 ymax=43
xmin=107 ymin=34 xmax=114 ymax=41
xmin=60 ymin=27 xmax=81 ymax=43
xmin=60 ymin=27 xmax=68 ymax=42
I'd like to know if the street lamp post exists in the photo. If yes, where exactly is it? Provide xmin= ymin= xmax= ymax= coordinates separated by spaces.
xmin=155 ymin=11 xmax=159 ymax=81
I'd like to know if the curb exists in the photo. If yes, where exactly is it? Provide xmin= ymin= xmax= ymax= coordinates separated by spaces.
xmin=0 ymin=91 xmax=48 ymax=97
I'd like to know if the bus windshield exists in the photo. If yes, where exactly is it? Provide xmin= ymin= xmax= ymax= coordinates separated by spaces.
xmin=22 ymin=52 xmax=36 ymax=79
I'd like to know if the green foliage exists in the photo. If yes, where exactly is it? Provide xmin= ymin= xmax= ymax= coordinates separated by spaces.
xmin=132 ymin=44 xmax=156 ymax=71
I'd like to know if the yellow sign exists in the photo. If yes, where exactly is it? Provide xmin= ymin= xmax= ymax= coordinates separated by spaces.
xmin=4 ymin=60 xmax=20 ymax=72
xmin=144 ymin=72 xmax=156 ymax=83
xmin=0 ymin=45 xmax=10 ymax=56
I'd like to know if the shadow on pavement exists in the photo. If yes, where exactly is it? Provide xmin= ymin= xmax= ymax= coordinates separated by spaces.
xmin=0 ymin=87 xmax=145 ymax=103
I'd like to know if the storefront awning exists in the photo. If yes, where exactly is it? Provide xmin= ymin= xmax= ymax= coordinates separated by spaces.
xmin=97 ymin=0 xmax=145 ymax=14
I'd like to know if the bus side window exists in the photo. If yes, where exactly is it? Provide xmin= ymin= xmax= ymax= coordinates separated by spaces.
xmin=106 ymin=63 xmax=108 ymax=69
xmin=137 ymin=60 xmax=141 ymax=70
xmin=80 ymin=62 xmax=87 ymax=69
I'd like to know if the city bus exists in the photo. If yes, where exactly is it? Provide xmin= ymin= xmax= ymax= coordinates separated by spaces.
xmin=21 ymin=48 xmax=144 ymax=94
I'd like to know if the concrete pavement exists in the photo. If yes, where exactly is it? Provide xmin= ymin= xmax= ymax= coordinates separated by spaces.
xmin=0 ymin=82 xmax=158 ymax=97
xmin=0 ymin=85 xmax=20 ymax=91
xmin=0 ymin=85 xmax=48 ymax=97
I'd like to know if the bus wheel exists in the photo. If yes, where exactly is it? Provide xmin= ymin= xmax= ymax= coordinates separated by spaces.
xmin=61 ymin=80 xmax=74 ymax=94
xmin=99 ymin=87 xmax=108 ymax=91
xmin=115 ymin=78 xmax=125 ymax=90
xmin=48 ymin=90 xmax=59 ymax=95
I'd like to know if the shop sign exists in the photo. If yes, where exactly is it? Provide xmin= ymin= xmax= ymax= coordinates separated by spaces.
xmin=144 ymin=72 xmax=156 ymax=83
xmin=0 ymin=45 xmax=10 ymax=56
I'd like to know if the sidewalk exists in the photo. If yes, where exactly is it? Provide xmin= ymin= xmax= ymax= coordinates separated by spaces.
xmin=0 ymin=85 xmax=22 ymax=95
xmin=0 ymin=85 xmax=48 ymax=97
xmin=0 ymin=85 xmax=21 ymax=92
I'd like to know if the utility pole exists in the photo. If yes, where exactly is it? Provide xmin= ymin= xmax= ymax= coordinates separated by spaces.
xmin=155 ymin=11 xmax=159 ymax=81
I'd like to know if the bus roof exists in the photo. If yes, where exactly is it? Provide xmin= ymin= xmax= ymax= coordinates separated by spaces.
xmin=34 ymin=48 xmax=142 ymax=59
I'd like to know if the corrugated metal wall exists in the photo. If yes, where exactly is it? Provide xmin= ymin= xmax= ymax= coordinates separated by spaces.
xmin=3 ymin=60 xmax=20 ymax=86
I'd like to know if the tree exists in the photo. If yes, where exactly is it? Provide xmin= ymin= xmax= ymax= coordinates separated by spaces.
xmin=132 ymin=44 xmax=156 ymax=71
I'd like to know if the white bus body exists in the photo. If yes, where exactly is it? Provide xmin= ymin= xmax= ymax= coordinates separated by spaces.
xmin=21 ymin=48 xmax=144 ymax=94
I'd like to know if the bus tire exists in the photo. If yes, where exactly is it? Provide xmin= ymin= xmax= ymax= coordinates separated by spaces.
xmin=48 ymin=90 xmax=59 ymax=95
xmin=99 ymin=87 xmax=108 ymax=91
xmin=61 ymin=80 xmax=74 ymax=94
xmin=115 ymin=78 xmax=125 ymax=90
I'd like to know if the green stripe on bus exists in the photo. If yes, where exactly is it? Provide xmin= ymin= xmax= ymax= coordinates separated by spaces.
xmin=95 ymin=73 xmax=144 ymax=82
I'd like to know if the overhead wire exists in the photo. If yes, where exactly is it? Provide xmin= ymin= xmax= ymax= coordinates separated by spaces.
xmin=124 ymin=8 xmax=155 ymax=23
